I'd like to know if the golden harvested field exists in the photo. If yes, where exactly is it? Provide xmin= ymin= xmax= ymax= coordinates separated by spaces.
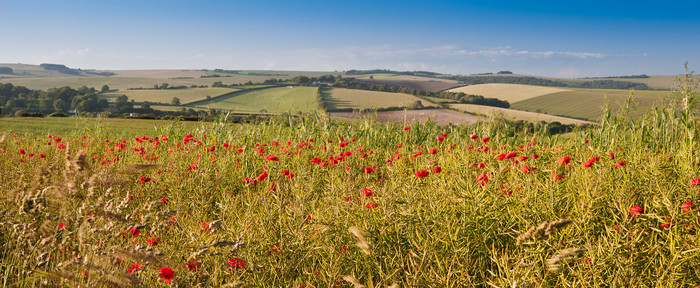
xmin=325 ymin=88 xmax=439 ymax=110
xmin=449 ymin=103 xmax=593 ymax=125
xmin=101 ymin=87 xmax=238 ymax=104
xmin=448 ymin=84 xmax=571 ymax=103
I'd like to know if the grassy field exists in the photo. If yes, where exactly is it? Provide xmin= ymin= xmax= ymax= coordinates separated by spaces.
xmin=324 ymin=88 xmax=439 ymax=110
xmin=511 ymin=90 xmax=663 ymax=121
xmin=350 ymin=73 xmax=459 ymax=83
xmin=450 ymin=103 xmax=593 ymax=125
xmin=1 ymin=100 xmax=700 ymax=287
xmin=0 ymin=117 xmax=201 ymax=136
xmin=101 ymin=87 xmax=239 ymax=104
xmin=187 ymin=86 xmax=319 ymax=113
xmin=448 ymin=84 xmax=571 ymax=103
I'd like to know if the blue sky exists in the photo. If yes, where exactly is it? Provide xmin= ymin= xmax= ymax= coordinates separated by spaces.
xmin=1 ymin=0 xmax=699 ymax=77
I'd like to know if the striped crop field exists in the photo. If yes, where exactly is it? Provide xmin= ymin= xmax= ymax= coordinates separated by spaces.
xmin=187 ymin=86 xmax=320 ymax=113
xmin=449 ymin=103 xmax=593 ymax=125
xmin=324 ymin=88 xmax=438 ymax=110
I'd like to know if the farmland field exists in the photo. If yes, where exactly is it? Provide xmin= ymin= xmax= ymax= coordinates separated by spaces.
xmin=101 ymin=87 xmax=239 ymax=104
xmin=450 ymin=103 xmax=592 ymax=125
xmin=448 ymin=84 xmax=571 ymax=103
xmin=187 ymin=86 xmax=319 ymax=113
xmin=331 ymin=108 xmax=478 ymax=126
xmin=324 ymin=88 xmax=438 ymax=110
xmin=511 ymin=90 xmax=663 ymax=121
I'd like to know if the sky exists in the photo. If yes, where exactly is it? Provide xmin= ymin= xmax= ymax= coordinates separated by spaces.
xmin=1 ymin=0 xmax=699 ymax=77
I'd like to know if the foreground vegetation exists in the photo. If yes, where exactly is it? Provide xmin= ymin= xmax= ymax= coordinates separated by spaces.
xmin=1 ymin=72 xmax=699 ymax=286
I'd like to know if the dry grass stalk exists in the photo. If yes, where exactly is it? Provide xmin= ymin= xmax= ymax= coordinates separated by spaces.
xmin=546 ymin=248 xmax=586 ymax=272
xmin=349 ymin=226 xmax=371 ymax=255
xmin=342 ymin=275 xmax=366 ymax=288
xmin=516 ymin=219 xmax=573 ymax=245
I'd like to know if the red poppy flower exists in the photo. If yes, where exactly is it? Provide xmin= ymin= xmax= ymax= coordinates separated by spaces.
xmin=256 ymin=171 xmax=268 ymax=182
xmin=609 ymin=152 xmax=615 ymax=159
xmin=362 ymin=188 xmax=376 ymax=197
xmin=412 ymin=151 xmax=422 ymax=158
xmin=226 ymin=257 xmax=245 ymax=270
xmin=58 ymin=222 xmax=66 ymax=230
xmin=691 ymin=178 xmax=700 ymax=186
xmin=432 ymin=166 xmax=442 ymax=173
xmin=147 ymin=237 xmax=161 ymax=246
xmin=470 ymin=134 xmax=478 ymax=140
xmin=682 ymin=201 xmax=694 ymax=213
xmin=129 ymin=227 xmax=140 ymax=238
xmin=497 ymin=153 xmax=506 ymax=160
xmin=630 ymin=205 xmax=644 ymax=216
xmin=265 ymin=155 xmax=279 ymax=161
xmin=403 ymin=126 xmax=410 ymax=131
xmin=140 ymin=176 xmax=151 ymax=184
xmin=660 ymin=218 xmax=672 ymax=228
xmin=364 ymin=166 xmax=374 ymax=174
xmin=127 ymin=263 xmax=142 ymax=273
xmin=158 ymin=267 xmax=175 ymax=283
xmin=365 ymin=202 xmax=379 ymax=209
xmin=185 ymin=259 xmax=201 ymax=272
xmin=614 ymin=161 xmax=627 ymax=167
xmin=415 ymin=170 xmax=429 ymax=178
xmin=310 ymin=158 xmax=321 ymax=164
xmin=482 ymin=137 xmax=490 ymax=144
xmin=436 ymin=136 xmax=444 ymax=142
xmin=558 ymin=156 xmax=570 ymax=165
xmin=19 ymin=149 xmax=26 ymax=155
xmin=476 ymin=173 xmax=488 ymax=185
xmin=428 ymin=148 xmax=437 ymax=154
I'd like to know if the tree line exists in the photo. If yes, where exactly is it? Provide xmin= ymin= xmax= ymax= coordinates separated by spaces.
xmin=443 ymin=75 xmax=651 ymax=90
xmin=0 ymin=83 xmax=109 ymax=116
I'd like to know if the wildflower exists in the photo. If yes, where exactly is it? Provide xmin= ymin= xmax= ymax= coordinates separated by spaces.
xmin=265 ymin=155 xmax=279 ymax=161
xmin=403 ymin=126 xmax=410 ymax=131
xmin=129 ymin=227 xmax=140 ymax=239
xmin=609 ymin=152 xmax=615 ymax=159
xmin=185 ymin=259 xmax=201 ymax=272
xmin=201 ymin=221 xmax=210 ymax=232
xmin=140 ymin=176 xmax=151 ymax=184
xmin=362 ymin=188 xmax=376 ymax=197
xmin=660 ymin=218 xmax=672 ymax=228
xmin=412 ymin=151 xmax=422 ymax=158
xmin=470 ymin=134 xmax=479 ymax=140
xmin=365 ymin=202 xmax=379 ymax=209
xmin=432 ymin=166 xmax=442 ymax=173
xmin=415 ymin=170 xmax=429 ymax=178
xmin=630 ymin=205 xmax=644 ymax=216
xmin=226 ymin=257 xmax=245 ymax=270
xmin=58 ymin=222 xmax=66 ymax=230
xmin=364 ymin=166 xmax=374 ymax=174
xmin=310 ymin=158 xmax=321 ymax=164
xmin=614 ymin=161 xmax=627 ymax=167
xmin=160 ymin=197 xmax=169 ymax=204
xmin=482 ymin=137 xmax=490 ymax=144
xmin=428 ymin=148 xmax=437 ymax=154
xmin=19 ymin=148 xmax=26 ymax=155
xmin=256 ymin=171 xmax=268 ymax=182
xmin=682 ymin=201 xmax=694 ymax=213
xmin=436 ymin=135 xmax=444 ymax=142
xmin=158 ymin=267 xmax=175 ymax=283
xmin=691 ymin=178 xmax=700 ymax=186
xmin=582 ymin=157 xmax=598 ymax=168
xmin=127 ymin=263 xmax=142 ymax=273
xmin=476 ymin=173 xmax=488 ymax=186
xmin=558 ymin=156 xmax=570 ymax=165
xmin=147 ymin=237 xmax=161 ymax=246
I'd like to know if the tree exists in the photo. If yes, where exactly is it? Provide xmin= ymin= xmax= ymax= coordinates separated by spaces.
xmin=53 ymin=99 xmax=67 ymax=112
xmin=141 ymin=101 xmax=151 ymax=109
xmin=101 ymin=85 xmax=110 ymax=93
xmin=212 ymin=81 xmax=224 ymax=87
xmin=171 ymin=97 xmax=181 ymax=106
xmin=39 ymin=99 xmax=54 ymax=113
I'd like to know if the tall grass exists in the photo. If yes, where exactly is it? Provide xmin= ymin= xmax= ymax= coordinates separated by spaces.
xmin=0 ymin=68 xmax=699 ymax=287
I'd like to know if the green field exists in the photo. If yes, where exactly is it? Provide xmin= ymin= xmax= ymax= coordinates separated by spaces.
xmin=102 ymin=87 xmax=238 ymax=104
xmin=0 ymin=117 xmax=201 ymax=136
xmin=511 ymin=90 xmax=663 ymax=121
xmin=187 ymin=86 xmax=320 ymax=113
xmin=324 ymin=87 xmax=439 ymax=110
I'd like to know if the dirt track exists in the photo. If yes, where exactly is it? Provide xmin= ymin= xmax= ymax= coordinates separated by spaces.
xmin=330 ymin=109 xmax=478 ymax=126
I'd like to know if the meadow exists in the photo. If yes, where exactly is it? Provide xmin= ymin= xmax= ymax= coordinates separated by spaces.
xmin=323 ymin=88 xmax=439 ymax=110
xmin=187 ymin=86 xmax=320 ymax=113
xmin=102 ymin=88 xmax=239 ymax=104
xmin=1 ymin=81 xmax=699 ymax=286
